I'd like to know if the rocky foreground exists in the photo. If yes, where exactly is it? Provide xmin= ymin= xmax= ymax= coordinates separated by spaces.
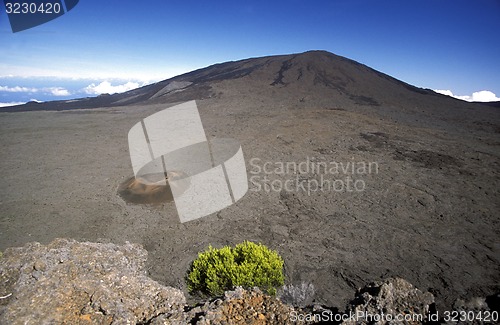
xmin=0 ymin=239 xmax=497 ymax=324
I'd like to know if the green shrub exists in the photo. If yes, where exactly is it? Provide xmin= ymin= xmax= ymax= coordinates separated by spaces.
xmin=187 ymin=241 xmax=284 ymax=296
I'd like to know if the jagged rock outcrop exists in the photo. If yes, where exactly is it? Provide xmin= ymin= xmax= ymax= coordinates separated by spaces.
xmin=0 ymin=239 xmax=311 ymax=324
xmin=1 ymin=239 xmax=497 ymax=324
xmin=153 ymin=287 xmax=312 ymax=325
xmin=0 ymin=239 xmax=185 ymax=324
xmin=342 ymin=278 xmax=435 ymax=324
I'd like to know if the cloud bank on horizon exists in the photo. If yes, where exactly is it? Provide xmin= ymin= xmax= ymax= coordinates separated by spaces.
xmin=84 ymin=81 xmax=143 ymax=95
xmin=434 ymin=89 xmax=500 ymax=102
xmin=2 ymin=76 xmax=500 ymax=109
xmin=0 ymin=78 xmax=150 ymax=107
xmin=0 ymin=85 xmax=70 ymax=97
xmin=0 ymin=101 xmax=26 ymax=107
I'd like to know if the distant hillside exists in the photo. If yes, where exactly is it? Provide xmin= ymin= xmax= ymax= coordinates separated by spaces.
xmin=0 ymin=51 xmax=471 ymax=110
xmin=1 ymin=50 xmax=498 ymax=133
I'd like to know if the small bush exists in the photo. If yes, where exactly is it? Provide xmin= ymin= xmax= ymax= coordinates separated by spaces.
xmin=187 ymin=241 xmax=284 ymax=296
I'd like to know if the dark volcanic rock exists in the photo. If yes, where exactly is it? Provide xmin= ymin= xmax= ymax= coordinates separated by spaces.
xmin=343 ymin=278 xmax=435 ymax=325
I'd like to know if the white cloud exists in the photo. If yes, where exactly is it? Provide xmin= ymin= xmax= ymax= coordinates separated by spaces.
xmin=0 ymin=85 xmax=38 ymax=92
xmin=0 ymin=63 xmax=188 ymax=84
xmin=434 ymin=89 xmax=500 ymax=102
xmin=434 ymin=89 xmax=453 ymax=97
xmin=83 ymin=81 xmax=141 ymax=95
xmin=469 ymin=90 xmax=500 ymax=102
xmin=0 ymin=84 xmax=71 ymax=96
xmin=48 ymin=87 xmax=71 ymax=96
xmin=0 ymin=102 xmax=25 ymax=107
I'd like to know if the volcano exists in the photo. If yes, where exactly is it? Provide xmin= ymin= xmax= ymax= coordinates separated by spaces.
xmin=5 ymin=50 xmax=498 ymax=134
xmin=0 ymin=51 xmax=498 ymax=311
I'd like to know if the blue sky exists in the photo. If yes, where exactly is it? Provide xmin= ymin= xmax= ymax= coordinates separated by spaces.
xmin=1 ymin=0 xmax=499 ymax=106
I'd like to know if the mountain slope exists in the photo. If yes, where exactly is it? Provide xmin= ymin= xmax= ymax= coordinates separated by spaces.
xmin=3 ymin=50 xmax=498 ymax=133
xmin=0 ymin=50 xmax=474 ymax=108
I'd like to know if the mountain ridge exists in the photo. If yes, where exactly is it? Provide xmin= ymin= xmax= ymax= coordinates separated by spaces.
xmin=2 ymin=50 xmax=498 ymax=136
xmin=0 ymin=50 xmax=479 ymax=110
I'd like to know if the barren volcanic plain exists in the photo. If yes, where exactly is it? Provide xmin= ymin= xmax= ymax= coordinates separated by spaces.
xmin=1 ymin=51 xmax=498 ymax=310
